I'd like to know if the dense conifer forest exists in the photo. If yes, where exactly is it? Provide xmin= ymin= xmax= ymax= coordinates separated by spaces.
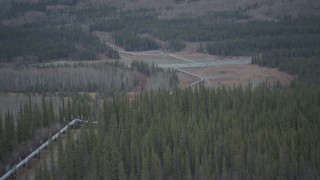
xmin=0 ymin=25 xmax=119 ymax=63
xmin=0 ymin=61 xmax=177 ymax=174
xmin=0 ymin=1 xmax=320 ymax=179
xmin=30 ymin=84 xmax=320 ymax=180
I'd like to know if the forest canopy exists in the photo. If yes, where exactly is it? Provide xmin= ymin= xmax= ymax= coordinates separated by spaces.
xmin=1 ymin=3 xmax=320 ymax=180
xmin=0 ymin=25 xmax=119 ymax=63
xmin=31 ymin=84 xmax=320 ymax=180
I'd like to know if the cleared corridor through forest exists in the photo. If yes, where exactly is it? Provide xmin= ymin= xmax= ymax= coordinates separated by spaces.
xmin=117 ymin=48 xmax=251 ymax=88
xmin=119 ymin=50 xmax=206 ymax=88
xmin=164 ymin=54 xmax=204 ymax=88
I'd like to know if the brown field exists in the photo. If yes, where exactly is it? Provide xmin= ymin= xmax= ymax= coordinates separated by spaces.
xmin=111 ymin=41 xmax=295 ymax=89
xmin=112 ymin=42 xmax=294 ymax=89
xmin=177 ymin=71 xmax=199 ymax=88
xmin=180 ymin=64 xmax=294 ymax=88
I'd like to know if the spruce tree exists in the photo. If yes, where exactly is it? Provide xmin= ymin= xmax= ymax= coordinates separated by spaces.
xmin=119 ymin=159 xmax=126 ymax=180
xmin=0 ymin=114 xmax=3 ymax=161
xmin=4 ymin=111 xmax=15 ymax=154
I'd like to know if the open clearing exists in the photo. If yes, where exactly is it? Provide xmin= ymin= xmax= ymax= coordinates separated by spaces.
xmin=94 ymin=32 xmax=294 ymax=88
xmin=118 ymin=50 xmax=294 ymax=88
xmin=181 ymin=64 xmax=294 ymax=88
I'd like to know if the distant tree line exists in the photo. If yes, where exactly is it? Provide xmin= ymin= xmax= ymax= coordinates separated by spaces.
xmin=11 ymin=0 xmax=79 ymax=13
xmin=90 ymin=14 xmax=160 ymax=51
xmin=0 ymin=62 xmax=137 ymax=93
xmin=252 ymin=48 xmax=320 ymax=84
xmin=198 ymin=17 xmax=320 ymax=85
xmin=131 ymin=60 xmax=161 ymax=76
xmin=0 ymin=0 xmax=84 ymax=22
xmin=0 ymin=25 xmax=119 ymax=63
xmin=0 ymin=61 xmax=178 ymax=94
xmin=166 ymin=39 xmax=186 ymax=52
xmin=205 ymin=18 xmax=320 ymax=56
xmin=88 ymin=10 xmax=320 ymax=54
xmin=113 ymin=32 xmax=159 ymax=51
xmin=145 ymin=70 xmax=178 ymax=91
xmin=131 ymin=60 xmax=178 ymax=90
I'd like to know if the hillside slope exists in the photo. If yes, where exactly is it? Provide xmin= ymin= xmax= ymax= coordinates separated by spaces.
xmin=80 ymin=0 xmax=320 ymax=19
xmin=2 ymin=0 xmax=320 ymax=20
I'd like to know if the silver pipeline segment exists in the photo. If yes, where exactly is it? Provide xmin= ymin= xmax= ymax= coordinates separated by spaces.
xmin=0 ymin=119 xmax=98 ymax=180
xmin=175 ymin=68 xmax=203 ymax=88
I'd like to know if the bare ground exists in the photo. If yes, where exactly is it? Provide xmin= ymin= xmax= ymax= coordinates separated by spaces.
xmin=176 ymin=71 xmax=198 ymax=88
xmin=113 ymin=41 xmax=294 ymax=89
xmin=181 ymin=64 xmax=294 ymax=88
